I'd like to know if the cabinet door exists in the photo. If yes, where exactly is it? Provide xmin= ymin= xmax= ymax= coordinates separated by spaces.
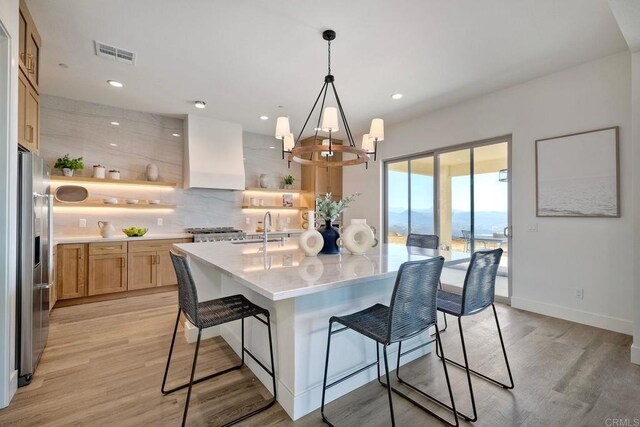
xmin=57 ymin=244 xmax=87 ymax=299
xmin=18 ymin=9 xmax=27 ymax=72
xmin=157 ymin=251 xmax=178 ymax=287
xmin=128 ymin=251 xmax=157 ymax=290
xmin=18 ymin=71 xmax=27 ymax=149
xmin=25 ymin=85 xmax=39 ymax=154
xmin=88 ymin=254 xmax=127 ymax=296
xmin=26 ymin=31 xmax=40 ymax=90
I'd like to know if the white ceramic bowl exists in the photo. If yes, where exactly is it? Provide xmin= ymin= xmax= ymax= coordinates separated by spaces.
xmin=103 ymin=197 xmax=118 ymax=205
xmin=126 ymin=199 xmax=139 ymax=204
xmin=148 ymin=199 xmax=160 ymax=205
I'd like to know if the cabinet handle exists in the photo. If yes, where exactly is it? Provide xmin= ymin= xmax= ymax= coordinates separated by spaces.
xmin=26 ymin=54 xmax=35 ymax=74
xmin=25 ymin=125 xmax=33 ymax=143
xmin=121 ymin=258 xmax=125 ymax=268
xmin=151 ymin=255 xmax=155 ymax=265
xmin=101 ymin=246 xmax=117 ymax=250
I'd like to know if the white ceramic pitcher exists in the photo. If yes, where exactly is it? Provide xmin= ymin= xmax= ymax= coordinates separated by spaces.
xmin=98 ymin=221 xmax=116 ymax=238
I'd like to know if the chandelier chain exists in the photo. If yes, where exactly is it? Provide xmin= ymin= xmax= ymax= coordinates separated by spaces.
xmin=327 ymin=39 xmax=331 ymax=75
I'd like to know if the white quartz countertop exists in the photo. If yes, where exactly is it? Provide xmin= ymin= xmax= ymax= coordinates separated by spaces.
xmin=54 ymin=233 xmax=193 ymax=244
xmin=175 ymin=239 xmax=471 ymax=301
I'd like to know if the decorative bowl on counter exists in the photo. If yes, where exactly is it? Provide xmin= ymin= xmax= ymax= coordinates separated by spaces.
xmin=122 ymin=227 xmax=148 ymax=237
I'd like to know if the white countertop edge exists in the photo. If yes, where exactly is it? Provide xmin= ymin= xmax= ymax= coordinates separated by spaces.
xmin=54 ymin=233 xmax=193 ymax=244
xmin=175 ymin=243 xmax=402 ymax=301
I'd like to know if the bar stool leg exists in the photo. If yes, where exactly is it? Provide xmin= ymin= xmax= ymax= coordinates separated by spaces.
xmin=492 ymin=304 xmax=514 ymax=389
xmin=382 ymin=344 xmax=396 ymax=427
xmin=321 ymin=321 xmax=334 ymax=426
xmin=182 ymin=328 xmax=203 ymax=427
xmin=161 ymin=309 xmax=181 ymax=394
xmin=457 ymin=317 xmax=478 ymax=422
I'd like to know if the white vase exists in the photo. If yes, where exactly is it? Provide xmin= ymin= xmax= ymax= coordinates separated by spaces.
xmin=62 ymin=168 xmax=74 ymax=177
xmin=298 ymin=229 xmax=324 ymax=257
xmin=146 ymin=163 xmax=159 ymax=182
xmin=339 ymin=219 xmax=378 ymax=255
xmin=92 ymin=165 xmax=106 ymax=179
xmin=97 ymin=221 xmax=116 ymax=238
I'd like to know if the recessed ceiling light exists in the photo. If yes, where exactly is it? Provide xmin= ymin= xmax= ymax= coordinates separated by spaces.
xmin=107 ymin=80 xmax=123 ymax=88
xmin=194 ymin=101 xmax=206 ymax=109
xmin=269 ymin=146 xmax=276 ymax=149
xmin=391 ymin=93 xmax=403 ymax=100
xmin=260 ymin=115 xmax=269 ymax=120
xmin=172 ymin=133 xmax=181 ymax=137
xmin=110 ymin=121 xmax=120 ymax=126
xmin=109 ymin=143 xmax=118 ymax=147
xmin=314 ymin=127 xmax=322 ymax=131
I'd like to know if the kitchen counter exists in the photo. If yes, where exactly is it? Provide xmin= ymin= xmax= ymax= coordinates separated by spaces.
xmin=54 ymin=233 xmax=192 ymax=244
xmin=174 ymin=239 xmax=470 ymax=420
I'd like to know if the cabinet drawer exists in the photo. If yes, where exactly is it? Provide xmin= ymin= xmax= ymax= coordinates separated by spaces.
xmin=89 ymin=241 xmax=127 ymax=255
xmin=128 ymin=238 xmax=192 ymax=253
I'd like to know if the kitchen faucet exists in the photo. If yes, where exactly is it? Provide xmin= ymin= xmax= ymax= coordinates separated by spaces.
xmin=263 ymin=211 xmax=272 ymax=250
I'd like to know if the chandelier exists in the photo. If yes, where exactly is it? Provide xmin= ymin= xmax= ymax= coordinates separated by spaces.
xmin=274 ymin=29 xmax=384 ymax=168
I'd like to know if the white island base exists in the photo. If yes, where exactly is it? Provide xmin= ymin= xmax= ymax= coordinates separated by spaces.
xmin=176 ymin=240 xmax=468 ymax=421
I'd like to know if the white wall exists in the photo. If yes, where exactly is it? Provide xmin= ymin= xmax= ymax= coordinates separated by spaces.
xmin=344 ymin=52 xmax=634 ymax=335
xmin=632 ymin=51 xmax=640 ymax=363
xmin=0 ymin=0 xmax=19 ymax=409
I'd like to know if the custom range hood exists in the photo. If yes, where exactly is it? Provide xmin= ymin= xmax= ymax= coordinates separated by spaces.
xmin=184 ymin=115 xmax=245 ymax=190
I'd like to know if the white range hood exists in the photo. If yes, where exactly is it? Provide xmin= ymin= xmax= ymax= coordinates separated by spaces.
xmin=184 ymin=115 xmax=245 ymax=190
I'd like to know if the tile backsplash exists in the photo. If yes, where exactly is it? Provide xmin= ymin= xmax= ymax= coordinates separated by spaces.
xmin=41 ymin=95 xmax=302 ymax=237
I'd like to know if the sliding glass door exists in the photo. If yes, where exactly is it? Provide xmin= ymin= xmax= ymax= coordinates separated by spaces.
xmin=384 ymin=138 xmax=510 ymax=298
xmin=385 ymin=155 xmax=434 ymax=244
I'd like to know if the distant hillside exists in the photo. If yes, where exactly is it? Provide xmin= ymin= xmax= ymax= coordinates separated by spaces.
xmin=388 ymin=209 xmax=507 ymax=237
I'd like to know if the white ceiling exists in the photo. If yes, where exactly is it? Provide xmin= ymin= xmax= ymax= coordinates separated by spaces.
xmin=27 ymin=0 xmax=627 ymax=140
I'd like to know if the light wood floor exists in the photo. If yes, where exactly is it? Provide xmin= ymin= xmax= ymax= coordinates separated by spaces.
xmin=1 ymin=291 xmax=638 ymax=426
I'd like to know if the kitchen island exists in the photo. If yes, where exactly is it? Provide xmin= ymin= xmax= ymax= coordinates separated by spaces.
xmin=174 ymin=239 xmax=469 ymax=420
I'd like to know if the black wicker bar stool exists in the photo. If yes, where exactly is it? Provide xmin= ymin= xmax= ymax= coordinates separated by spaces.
xmin=436 ymin=248 xmax=514 ymax=422
xmin=321 ymin=257 xmax=459 ymax=427
xmin=161 ymin=251 xmax=277 ymax=427
xmin=406 ymin=233 xmax=448 ymax=331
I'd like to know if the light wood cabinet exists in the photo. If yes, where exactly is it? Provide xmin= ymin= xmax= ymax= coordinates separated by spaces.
xmin=17 ymin=0 xmax=41 ymax=155
xmin=56 ymin=238 xmax=192 ymax=303
xmin=128 ymin=252 xmax=157 ymax=290
xmin=88 ymin=254 xmax=127 ymax=295
xmin=57 ymin=244 xmax=87 ymax=300
xmin=19 ymin=0 xmax=41 ymax=93
xmin=300 ymin=136 xmax=344 ymax=208
xmin=127 ymin=239 xmax=191 ymax=289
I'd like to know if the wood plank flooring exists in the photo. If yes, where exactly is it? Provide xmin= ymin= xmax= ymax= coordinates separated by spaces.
xmin=0 ymin=291 xmax=638 ymax=426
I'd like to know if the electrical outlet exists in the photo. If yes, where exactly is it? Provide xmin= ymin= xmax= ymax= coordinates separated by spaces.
xmin=528 ymin=224 xmax=538 ymax=232
xmin=245 ymin=217 xmax=251 ymax=225
xmin=79 ymin=218 xmax=87 ymax=228
xmin=575 ymin=289 xmax=584 ymax=300
xmin=157 ymin=218 xmax=163 ymax=226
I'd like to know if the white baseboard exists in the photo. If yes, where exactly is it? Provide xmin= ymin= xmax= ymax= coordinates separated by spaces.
xmin=631 ymin=344 xmax=640 ymax=365
xmin=183 ymin=321 xmax=220 ymax=343
xmin=511 ymin=296 xmax=632 ymax=335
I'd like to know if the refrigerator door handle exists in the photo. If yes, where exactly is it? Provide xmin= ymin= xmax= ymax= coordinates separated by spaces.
xmin=48 ymin=194 xmax=54 ymax=282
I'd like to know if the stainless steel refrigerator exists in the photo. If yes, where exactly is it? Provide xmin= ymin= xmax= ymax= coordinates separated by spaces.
xmin=17 ymin=151 xmax=52 ymax=386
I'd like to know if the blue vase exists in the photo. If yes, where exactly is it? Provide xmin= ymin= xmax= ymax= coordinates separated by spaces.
xmin=319 ymin=220 xmax=340 ymax=254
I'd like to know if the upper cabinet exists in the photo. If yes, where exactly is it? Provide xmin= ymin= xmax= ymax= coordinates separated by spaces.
xmin=18 ymin=0 xmax=41 ymax=155
xmin=19 ymin=0 xmax=41 ymax=93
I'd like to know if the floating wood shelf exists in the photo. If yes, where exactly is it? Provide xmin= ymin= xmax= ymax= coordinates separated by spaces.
xmin=54 ymin=201 xmax=176 ymax=209
xmin=241 ymin=205 xmax=308 ymax=211
xmin=51 ymin=175 xmax=177 ymax=187
xmin=244 ymin=187 xmax=308 ymax=194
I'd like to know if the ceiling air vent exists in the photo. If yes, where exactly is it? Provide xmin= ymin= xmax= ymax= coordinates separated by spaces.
xmin=94 ymin=41 xmax=136 ymax=65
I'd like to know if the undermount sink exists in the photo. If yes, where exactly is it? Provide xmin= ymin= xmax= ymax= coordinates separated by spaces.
xmin=231 ymin=238 xmax=284 ymax=245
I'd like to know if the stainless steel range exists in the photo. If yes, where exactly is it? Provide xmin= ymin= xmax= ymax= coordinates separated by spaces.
xmin=185 ymin=227 xmax=246 ymax=242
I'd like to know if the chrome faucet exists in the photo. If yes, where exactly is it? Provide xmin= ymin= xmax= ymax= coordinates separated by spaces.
xmin=263 ymin=211 xmax=272 ymax=249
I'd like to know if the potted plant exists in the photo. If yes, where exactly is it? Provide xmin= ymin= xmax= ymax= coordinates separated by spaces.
xmin=54 ymin=154 xmax=84 ymax=177
xmin=315 ymin=192 xmax=359 ymax=254
xmin=283 ymin=175 xmax=295 ymax=190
